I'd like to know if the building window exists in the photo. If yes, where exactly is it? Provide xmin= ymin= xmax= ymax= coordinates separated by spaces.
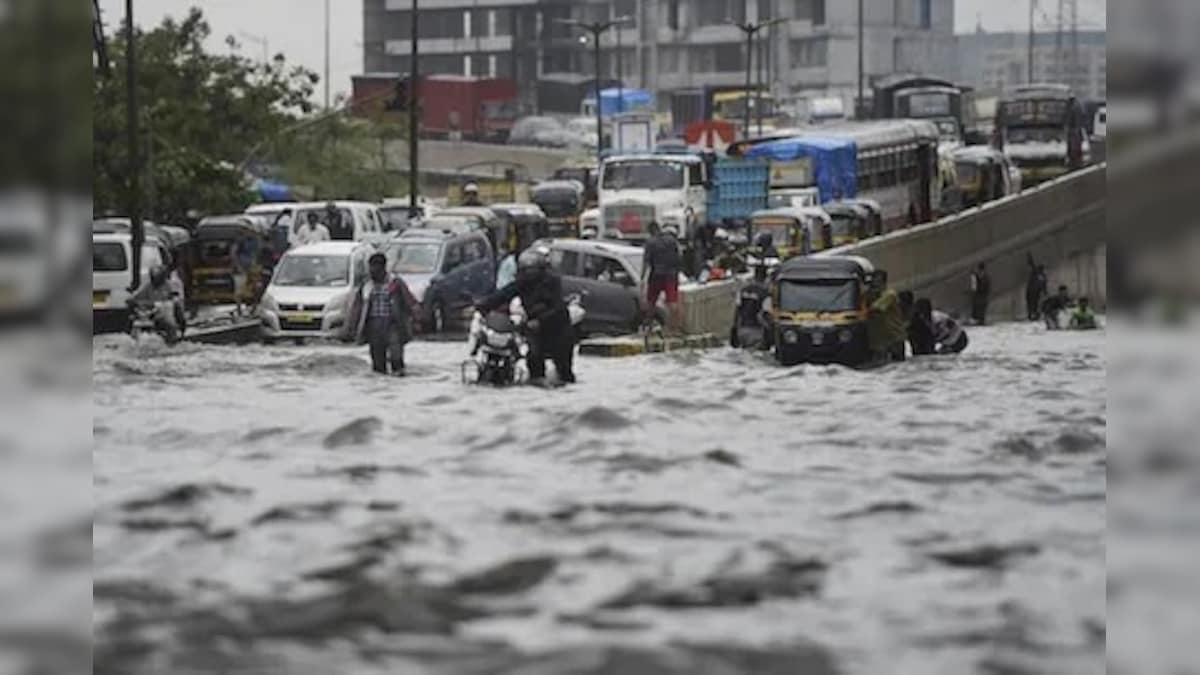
xmin=667 ymin=0 xmax=680 ymax=30
xmin=758 ymin=0 xmax=775 ymax=21
xmin=790 ymin=37 xmax=827 ymax=68
xmin=661 ymin=47 xmax=682 ymax=73
xmin=919 ymin=0 xmax=932 ymax=29
xmin=696 ymin=0 xmax=745 ymax=27
xmin=813 ymin=0 xmax=825 ymax=25
xmin=715 ymin=43 xmax=745 ymax=72
xmin=614 ymin=0 xmax=637 ymax=19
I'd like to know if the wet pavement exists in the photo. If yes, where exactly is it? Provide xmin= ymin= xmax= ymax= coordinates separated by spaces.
xmin=92 ymin=323 xmax=1106 ymax=675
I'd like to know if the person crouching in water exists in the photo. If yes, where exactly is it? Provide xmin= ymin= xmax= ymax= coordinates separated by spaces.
xmin=345 ymin=253 xmax=418 ymax=376
xmin=917 ymin=299 xmax=969 ymax=354
xmin=477 ymin=245 xmax=576 ymax=386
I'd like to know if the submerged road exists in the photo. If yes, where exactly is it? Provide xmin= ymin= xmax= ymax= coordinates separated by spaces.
xmin=93 ymin=324 xmax=1106 ymax=675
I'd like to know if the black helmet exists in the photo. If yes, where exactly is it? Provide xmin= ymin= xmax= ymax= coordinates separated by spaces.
xmin=518 ymin=245 xmax=551 ymax=270
xmin=754 ymin=232 xmax=774 ymax=250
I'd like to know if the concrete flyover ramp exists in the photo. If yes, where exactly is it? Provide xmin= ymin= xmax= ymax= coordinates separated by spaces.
xmin=830 ymin=164 xmax=1107 ymax=320
xmin=387 ymin=139 xmax=573 ymax=182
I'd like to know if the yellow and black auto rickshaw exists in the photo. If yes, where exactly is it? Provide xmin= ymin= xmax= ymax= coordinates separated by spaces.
xmin=488 ymin=203 xmax=550 ymax=254
xmin=823 ymin=202 xmax=873 ymax=247
xmin=190 ymin=215 xmax=271 ymax=307
xmin=842 ymin=199 xmax=884 ymax=238
xmin=749 ymin=207 xmax=834 ymax=259
xmin=769 ymin=255 xmax=877 ymax=367
xmin=952 ymin=146 xmax=1018 ymax=209
xmin=531 ymin=180 xmax=585 ymax=238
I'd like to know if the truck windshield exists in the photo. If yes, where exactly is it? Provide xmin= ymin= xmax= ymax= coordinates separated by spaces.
xmin=273 ymin=255 xmax=350 ymax=287
xmin=779 ymin=279 xmax=858 ymax=313
xmin=602 ymin=162 xmax=685 ymax=191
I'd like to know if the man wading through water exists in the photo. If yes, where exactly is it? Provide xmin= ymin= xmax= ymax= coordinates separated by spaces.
xmin=642 ymin=222 xmax=683 ymax=334
xmin=345 ymin=253 xmax=418 ymax=376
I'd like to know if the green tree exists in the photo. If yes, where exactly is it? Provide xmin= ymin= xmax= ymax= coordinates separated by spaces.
xmin=93 ymin=8 xmax=320 ymax=223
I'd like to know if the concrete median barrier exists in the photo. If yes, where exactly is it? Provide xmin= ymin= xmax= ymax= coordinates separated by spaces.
xmin=826 ymin=164 xmax=1107 ymax=321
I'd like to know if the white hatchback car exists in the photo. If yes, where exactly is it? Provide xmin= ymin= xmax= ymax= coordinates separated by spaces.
xmin=258 ymin=241 xmax=373 ymax=341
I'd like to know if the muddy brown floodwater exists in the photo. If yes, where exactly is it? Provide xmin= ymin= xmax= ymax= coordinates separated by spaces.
xmin=92 ymin=323 xmax=1106 ymax=675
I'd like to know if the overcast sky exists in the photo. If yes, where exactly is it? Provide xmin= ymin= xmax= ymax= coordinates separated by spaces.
xmin=99 ymin=0 xmax=1107 ymax=102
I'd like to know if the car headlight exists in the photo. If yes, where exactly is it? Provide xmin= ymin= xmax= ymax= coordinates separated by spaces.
xmin=839 ymin=329 xmax=854 ymax=344
xmin=259 ymin=292 xmax=279 ymax=312
xmin=783 ymin=330 xmax=799 ymax=345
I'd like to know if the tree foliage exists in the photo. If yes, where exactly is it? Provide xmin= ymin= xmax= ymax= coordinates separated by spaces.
xmin=93 ymin=8 xmax=321 ymax=223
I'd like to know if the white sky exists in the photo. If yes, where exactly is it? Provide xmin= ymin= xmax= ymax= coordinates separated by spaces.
xmin=99 ymin=0 xmax=1106 ymax=102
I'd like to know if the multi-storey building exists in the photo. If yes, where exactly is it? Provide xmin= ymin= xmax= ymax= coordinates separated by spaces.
xmin=955 ymin=30 xmax=1107 ymax=100
xmin=362 ymin=0 xmax=957 ymax=111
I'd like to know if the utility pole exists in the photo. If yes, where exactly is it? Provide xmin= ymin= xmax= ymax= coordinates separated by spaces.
xmin=324 ymin=0 xmax=331 ymax=108
xmin=409 ymin=0 xmax=420 ymax=217
xmin=730 ymin=17 xmax=786 ymax=137
xmin=1028 ymin=0 xmax=1036 ymax=84
xmin=1055 ymin=0 xmax=1064 ymax=84
xmin=125 ymin=0 xmax=142 ymax=292
xmin=858 ymin=0 xmax=865 ymax=119
xmin=756 ymin=27 xmax=765 ymax=135
xmin=1069 ymin=0 xmax=1079 ymax=93
xmin=557 ymin=17 xmax=631 ymax=163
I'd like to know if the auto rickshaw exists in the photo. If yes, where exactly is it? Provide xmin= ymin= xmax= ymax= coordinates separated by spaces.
xmin=552 ymin=159 xmax=599 ymax=208
xmin=952 ymin=146 xmax=1016 ymax=209
xmin=488 ymin=203 xmax=550 ymax=254
xmin=841 ymin=199 xmax=884 ymax=238
xmin=190 ymin=215 xmax=271 ymax=307
xmin=769 ymin=256 xmax=877 ymax=367
xmin=748 ymin=207 xmax=834 ymax=259
xmin=531 ymin=180 xmax=585 ymax=238
xmin=823 ymin=202 xmax=872 ymax=247
xmin=436 ymin=207 xmax=507 ymax=254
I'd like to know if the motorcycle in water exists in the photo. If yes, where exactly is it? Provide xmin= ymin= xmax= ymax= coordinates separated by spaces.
xmin=463 ymin=306 xmax=526 ymax=386
xmin=462 ymin=294 xmax=586 ymax=386
xmin=129 ymin=301 xmax=181 ymax=345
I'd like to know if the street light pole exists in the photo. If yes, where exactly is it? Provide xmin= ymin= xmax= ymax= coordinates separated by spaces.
xmin=730 ymin=17 xmax=786 ymax=138
xmin=324 ymin=0 xmax=331 ymax=108
xmin=1028 ymin=0 xmax=1036 ymax=84
xmin=409 ymin=0 xmax=420 ymax=217
xmin=858 ymin=0 xmax=865 ymax=119
xmin=557 ymin=17 xmax=630 ymax=164
xmin=125 ymin=0 xmax=142 ymax=291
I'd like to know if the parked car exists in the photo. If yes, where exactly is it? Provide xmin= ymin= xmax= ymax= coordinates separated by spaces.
xmin=257 ymin=241 xmax=374 ymax=342
xmin=382 ymin=228 xmax=496 ymax=333
xmin=540 ymin=238 xmax=659 ymax=337
xmin=509 ymin=116 xmax=573 ymax=148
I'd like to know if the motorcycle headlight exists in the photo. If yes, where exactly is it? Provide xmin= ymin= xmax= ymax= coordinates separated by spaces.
xmin=839 ymin=329 xmax=854 ymax=344
xmin=783 ymin=330 xmax=799 ymax=345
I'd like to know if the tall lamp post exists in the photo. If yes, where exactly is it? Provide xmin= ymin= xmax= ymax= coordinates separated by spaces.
xmin=409 ymin=0 xmax=420 ymax=217
xmin=557 ymin=17 xmax=632 ymax=163
xmin=125 ymin=0 xmax=142 ymax=291
xmin=729 ymin=17 xmax=786 ymax=137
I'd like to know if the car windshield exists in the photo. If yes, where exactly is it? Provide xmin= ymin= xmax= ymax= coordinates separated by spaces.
xmin=421 ymin=216 xmax=475 ymax=233
xmin=295 ymin=207 xmax=355 ymax=239
xmin=602 ymin=161 xmax=685 ymax=191
xmin=1007 ymin=127 xmax=1064 ymax=144
xmin=273 ymin=254 xmax=350 ymax=287
xmin=93 ymin=241 xmax=127 ymax=271
xmin=389 ymin=242 xmax=440 ymax=274
xmin=779 ymin=279 xmax=858 ymax=313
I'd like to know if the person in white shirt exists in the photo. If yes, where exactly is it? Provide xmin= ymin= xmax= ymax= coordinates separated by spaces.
xmin=295 ymin=212 xmax=331 ymax=245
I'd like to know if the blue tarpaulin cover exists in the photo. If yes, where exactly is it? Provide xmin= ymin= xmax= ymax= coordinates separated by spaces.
xmin=744 ymin=136 xmax=858 ymax=203
xmin=253 ymin=178 xmax=293 ymax=202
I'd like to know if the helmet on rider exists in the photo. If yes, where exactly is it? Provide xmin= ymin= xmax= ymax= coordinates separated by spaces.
xmin=662 ymin=223 xmax=680 ymax=238
xmin=754 ymin=232 xmax=774 ymax=251
xmin=517 ymin=245 xmax=551 ymax=271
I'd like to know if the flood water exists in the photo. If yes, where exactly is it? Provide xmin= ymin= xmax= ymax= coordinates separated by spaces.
xmin=92 ymin=323 xmax=1106 ymax=675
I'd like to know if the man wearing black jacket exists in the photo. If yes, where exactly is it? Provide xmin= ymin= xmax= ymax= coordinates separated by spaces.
xmin=477 ymin=245 xmax=576 ymax=385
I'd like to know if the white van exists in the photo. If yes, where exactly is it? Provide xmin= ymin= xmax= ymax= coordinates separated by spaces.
xmin=246 ymin=201 xmax=387 ymax=245
xmin=92 ymin=230 xmax=184 ymax=328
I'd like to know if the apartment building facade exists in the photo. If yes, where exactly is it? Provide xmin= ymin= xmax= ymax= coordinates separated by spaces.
xmin=362 ymin=0 xmax=957 ymax=110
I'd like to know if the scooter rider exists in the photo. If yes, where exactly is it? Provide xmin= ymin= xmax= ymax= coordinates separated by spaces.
xmin=126 ymin=265 xmax=184 ymax=339
xmin=730 ymin=256 xmax=773 ymax=350
xmin=477 ymin=245 xmax=576 ymax=385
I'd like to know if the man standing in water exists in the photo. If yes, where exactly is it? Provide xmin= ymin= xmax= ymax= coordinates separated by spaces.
xmin=1025 ymin=255 xmax=1049 ymax=321
xmin=642 ymin=222 xmax=683 ymax=335
xmin=345 ymin=253 xmax=417 ymax=376
xmin=969 ymin=263 xmax=992 ymax=325
xmin=867 ymin=270 xmax=907 ymax=362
